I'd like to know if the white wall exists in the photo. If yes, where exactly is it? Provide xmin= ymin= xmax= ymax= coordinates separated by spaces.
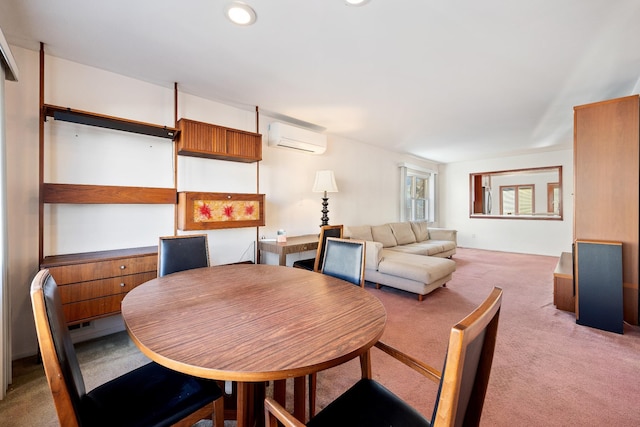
xmin=6 ymin=45 xmax=439 ymax=359
xmin=4 ymin=45 xmax=576 ymax=360
xmin=441 ymin=149 xmax=574 ymax=256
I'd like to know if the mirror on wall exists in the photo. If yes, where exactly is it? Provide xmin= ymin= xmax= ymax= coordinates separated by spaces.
xmin=469 ymin=166 xmax=562 ymax=220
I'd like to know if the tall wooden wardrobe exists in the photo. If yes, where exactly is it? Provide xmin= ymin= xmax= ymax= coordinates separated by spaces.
xmin=573 ymin=95 xmax=639 ymax=326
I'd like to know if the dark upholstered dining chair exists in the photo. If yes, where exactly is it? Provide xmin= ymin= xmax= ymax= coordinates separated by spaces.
xmin=266 ymin=287 xmax=503 ymax=427
xmin=321 ymin=237 xmax=366 ymax=287
xmin=301 ymin=237 xmax=367 ymax=417
xmin=158 ymin=234 xmax=209 ymax=277
xmin=30 ymin=269 xmax=224 ymax=427
xmin=293 ymin=225 xmax=343 ymax=272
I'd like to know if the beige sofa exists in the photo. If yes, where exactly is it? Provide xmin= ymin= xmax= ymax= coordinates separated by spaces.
xmin=345 ymin=222 xmax=457 ymax=301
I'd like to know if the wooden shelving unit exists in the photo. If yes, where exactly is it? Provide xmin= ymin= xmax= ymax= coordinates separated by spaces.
xmin=38 ymin=45 xmax=263 ymax=326
xmin=41 ymin=104 xmax=179 ymax=206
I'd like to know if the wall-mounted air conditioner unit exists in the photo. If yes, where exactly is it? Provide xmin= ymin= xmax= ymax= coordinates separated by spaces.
xmin=267 ymin=122 xmax=327 ymax=154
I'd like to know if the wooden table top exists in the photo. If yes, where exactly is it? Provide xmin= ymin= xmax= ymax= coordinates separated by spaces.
xmin=121 ymin=264 xmax=387 ymax=383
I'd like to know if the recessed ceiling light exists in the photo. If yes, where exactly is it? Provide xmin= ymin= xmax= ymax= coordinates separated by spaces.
xmin=345 ymin=0 xmax=371 ymax=6
xmin=225 ymin=2 xmax=257 ymax=26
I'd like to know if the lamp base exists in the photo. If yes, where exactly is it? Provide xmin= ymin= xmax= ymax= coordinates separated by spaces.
xmin=320 ymin=196 xmax=329 ymax=227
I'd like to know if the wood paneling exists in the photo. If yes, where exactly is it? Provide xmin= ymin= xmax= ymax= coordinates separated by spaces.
xmin=574 ymin=95 xmax=639 ymax=324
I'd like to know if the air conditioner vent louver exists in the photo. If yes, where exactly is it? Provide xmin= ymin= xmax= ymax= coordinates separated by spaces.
xmin=267 ymin=122 xmax=327 ymax=154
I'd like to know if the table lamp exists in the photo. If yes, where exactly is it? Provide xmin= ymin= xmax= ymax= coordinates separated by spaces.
xmin=312 ymin=170 xmax=339 ymax=227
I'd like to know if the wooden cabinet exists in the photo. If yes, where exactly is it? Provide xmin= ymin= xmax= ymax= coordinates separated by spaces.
xmin=41 ymin=247 xmax=157 ymax=325
xmin=553 ymin=252 xmax=575 ymax=312
xmin=574 ymin=95 xmax=639 ymax=325
xmin=177 ymin=118 xmax=262 ymax=163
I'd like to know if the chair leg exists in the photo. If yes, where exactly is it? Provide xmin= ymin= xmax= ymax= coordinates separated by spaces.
xmin=273 ymin=379 xmax=287 ymax=405
xmin=308 ymin=373 xmax=317 ymax=418
xmin=213 ymin=395 xmax=225 ymax=427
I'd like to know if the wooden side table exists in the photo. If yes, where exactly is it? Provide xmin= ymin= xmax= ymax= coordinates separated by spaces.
xmin=553 ymin=251 xmax=575 ymax=312
xmin=257 ymin=234 xmax=319 ymax=266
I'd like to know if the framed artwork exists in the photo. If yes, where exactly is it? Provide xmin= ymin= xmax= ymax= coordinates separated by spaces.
xmin=177 ymin=192 xmax=265 ymax=230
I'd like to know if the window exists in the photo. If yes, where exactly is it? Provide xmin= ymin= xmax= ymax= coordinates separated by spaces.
xmin=400 ymin=165 xmax=435 ymax=222
xmin=469 ymin=166 xmax=562 ymax=220
xmin=500 ymin=185 xmax=534 ymax=215
xmin=547 ymin=183 xmax=560 ymax=215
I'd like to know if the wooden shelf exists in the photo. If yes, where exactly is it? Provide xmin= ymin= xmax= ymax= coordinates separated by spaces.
xmin=43 ymin=183 xmax=176 ymax=204
xmin=44 ymin=104 xmax=179 ymax=140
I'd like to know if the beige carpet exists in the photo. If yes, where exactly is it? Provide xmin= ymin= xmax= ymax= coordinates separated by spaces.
xmin=2 ymin=247 xmax=640 ymax=426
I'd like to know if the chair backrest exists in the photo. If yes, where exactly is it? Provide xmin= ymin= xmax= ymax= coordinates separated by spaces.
xmin=313 ymin=225 xmax=344 ymax=272
xmin=321 ymin=237 xmax=366 ymax=287
xmin=432 ymin=287 xmax=502 ymax=427
xmin=158 ymin=234 xmax=210 ymax=277
xmin=30 ymin=269 xmax=85 ymax=427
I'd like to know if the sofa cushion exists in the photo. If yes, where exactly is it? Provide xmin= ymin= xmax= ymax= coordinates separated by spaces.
xmin=385 ymin=245 xmax=427 ymax=255
xmin=371 ymin=224 xmax=397 ymax=248
xmin=347 ymin=225 xmax=374 ymax=242
xmin=379 ymin=251 xmax=456 ymax=284
xmin=410 ymin=221 xmax=429 ymax=242
xmin=389 ymin=222 xmax=417 ymax=245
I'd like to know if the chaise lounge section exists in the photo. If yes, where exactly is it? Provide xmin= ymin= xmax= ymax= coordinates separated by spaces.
xmin=346 ymin=221 xmax=457 ymax=301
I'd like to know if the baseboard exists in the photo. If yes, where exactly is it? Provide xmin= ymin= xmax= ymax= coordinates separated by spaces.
xmin=69 ymin=315 xmax=126 ymax=344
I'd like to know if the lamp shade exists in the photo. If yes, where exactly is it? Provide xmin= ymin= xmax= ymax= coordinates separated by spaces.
xmin=312 ymin=170 xmax=339 ymax=193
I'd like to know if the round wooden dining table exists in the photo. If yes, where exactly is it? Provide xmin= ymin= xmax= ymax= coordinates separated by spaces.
xmin=121 ymin=263 xmax=387 ymax=427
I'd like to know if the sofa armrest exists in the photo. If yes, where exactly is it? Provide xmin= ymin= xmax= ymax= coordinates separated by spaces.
xmin=428 ymin=228 xmax=457 ymax=244
xmin=365 ymin=241 xmax=384 ymax=270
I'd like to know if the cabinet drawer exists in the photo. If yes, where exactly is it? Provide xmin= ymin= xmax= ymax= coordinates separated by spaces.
xmin=63 ymin=295 xmax=125 ymax=324
xmin=59 ymin=271 xmax=156 ymax=304
xmin=48 ymin=255 xmax=157 ymax=285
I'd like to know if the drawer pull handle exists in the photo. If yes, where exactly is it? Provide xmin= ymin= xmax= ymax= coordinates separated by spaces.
xmin=120 ymin=265 xmax=126 ymax=270
xmin=120 ymin=282 xmax=126 ymax=287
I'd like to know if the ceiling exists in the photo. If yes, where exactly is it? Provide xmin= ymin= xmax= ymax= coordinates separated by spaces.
xmin=1 ymin=0 xmax=640 ymax=163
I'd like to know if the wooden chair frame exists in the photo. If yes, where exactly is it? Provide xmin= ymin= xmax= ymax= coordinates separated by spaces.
xmin=313 ymin=225 xmax=344 ymax=272
xmin=266 ymin=287 xmax=503 ymax=427
xmin=30 ymin=269 xmax=224 ymax=427
xmin=292 ymin=225 xmax=343 ymax=272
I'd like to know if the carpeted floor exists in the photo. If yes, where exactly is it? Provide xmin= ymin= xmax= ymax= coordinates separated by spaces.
xmin=2 ymin=247 xmax=640 ymax=426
